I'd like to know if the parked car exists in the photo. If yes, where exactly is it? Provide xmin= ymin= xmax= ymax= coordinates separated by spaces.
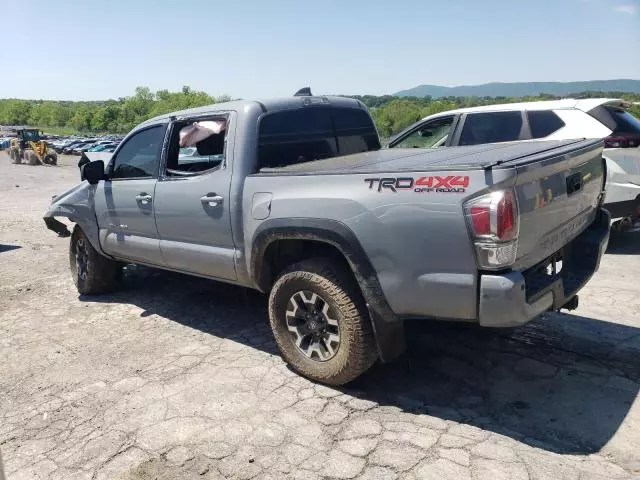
xmin=77 ymin=143 xmax=103 ymax=154
xmin=387 ymin=99 xmax=640 ymax=227
xmin=44 ymin=92 xmax=610 ymax=385
xmin=88 ymin=144 xmax=117 ymax=152
xmin=62 ymin=141 xmax=90 ymax=154
xmin=69 ymin=141 xmax=98 ymax=155
xmin=93 ymin=140 xmax=116 ymax=147
xmin=53 ymin=140 xmax=74 ymax=153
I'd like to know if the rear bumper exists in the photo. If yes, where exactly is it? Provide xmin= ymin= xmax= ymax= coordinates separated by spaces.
xmin=478 ymin=208 xmax=610 ymax=328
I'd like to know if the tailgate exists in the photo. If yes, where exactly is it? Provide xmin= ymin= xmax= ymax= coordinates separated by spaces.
xmin=511 ymin=139 xmax=605 ymax=270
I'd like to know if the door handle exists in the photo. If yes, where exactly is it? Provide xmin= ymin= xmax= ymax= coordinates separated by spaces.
xmin=135 ymin=193 xmax=153 ymax=204
xmin=200 ymin=194 xmax=224 ymax=207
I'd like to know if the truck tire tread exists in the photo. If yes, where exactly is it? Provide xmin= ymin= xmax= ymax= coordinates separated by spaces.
xmin=69 ymin=226 xmax=122 ymax=295
xmin=268 ymin=257 xmax=378 ymax=385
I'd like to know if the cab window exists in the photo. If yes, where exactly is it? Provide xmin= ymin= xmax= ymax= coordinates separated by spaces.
xmin=110 ymin=125 xmax=164 ymax=179
xmin=257 ymin=106 xmax=379 ymax=169
xmin=164 ymin=119 xmax=227 ymax=176
xmin=458 ymin=111 xmax=524 ymax=146
xmin=527 ymin=110 xmax=565 ymax=138
xmin=392 ymin=117 xmax=454 ymax=148
xmin=258 ymin=107 xmax=337 ymax=169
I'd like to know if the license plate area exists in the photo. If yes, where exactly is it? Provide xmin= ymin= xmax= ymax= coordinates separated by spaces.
xmin=521 ymin=210 xmax=606 ymax=307
xmin=522 ymin=251 xmax=566 ymax=303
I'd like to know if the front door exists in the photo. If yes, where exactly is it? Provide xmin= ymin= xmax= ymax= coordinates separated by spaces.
xmin=389 ymin=115 xmax=456 ymax=149
xmin=94 ymin=124 xmax=167 ymax=265
xmin=153 ymin=116 xmax=237 ymax=280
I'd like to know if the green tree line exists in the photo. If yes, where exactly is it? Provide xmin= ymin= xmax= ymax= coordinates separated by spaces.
xmin=1 ymin=87 xmax=639 ymax=138
xmin=0 ymin=86 xmax=230 ymax=134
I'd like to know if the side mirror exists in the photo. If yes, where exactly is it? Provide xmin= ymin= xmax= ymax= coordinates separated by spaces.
xmin=81 ymin=160 xmax=106 ymax=185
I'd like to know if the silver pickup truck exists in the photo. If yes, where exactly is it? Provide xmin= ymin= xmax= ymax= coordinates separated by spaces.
xmin=44 ymin=92 xmax=611 ymax=385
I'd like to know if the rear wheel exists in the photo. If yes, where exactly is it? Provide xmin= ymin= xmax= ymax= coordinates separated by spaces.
xmin=268 ymin=258 xmax=378 ymax=385
xmin=69 ymin=226 xmax=122 ymax=295
xmin=24 ymin=150 xmax=42 ymax=165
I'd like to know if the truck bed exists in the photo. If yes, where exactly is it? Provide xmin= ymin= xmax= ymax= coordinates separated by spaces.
xmin=257 ymin=139 xmax=602 ymax=175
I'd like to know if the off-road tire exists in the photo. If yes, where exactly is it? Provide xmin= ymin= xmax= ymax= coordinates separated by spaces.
xmin=43 ymin=153 xmax=57 ymax=165
xmin=268 ymin=258 xmax=378 ymax=385
xmin=69 ymin=226 xmax=122 ymax=295
xmin=9 ymin=148 xmax=21 ymax=164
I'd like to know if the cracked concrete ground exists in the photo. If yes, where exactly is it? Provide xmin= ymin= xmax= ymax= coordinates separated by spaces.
xmin=1 ymin=154 xmax=639 ymax=480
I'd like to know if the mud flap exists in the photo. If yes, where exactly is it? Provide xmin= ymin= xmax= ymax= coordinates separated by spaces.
xmin=367 ymin=304 xmax=405 ymax=363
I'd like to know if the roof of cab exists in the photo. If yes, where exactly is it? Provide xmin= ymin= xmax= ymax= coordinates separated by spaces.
xmin=134 ymin=95 xmax=366 ymax=131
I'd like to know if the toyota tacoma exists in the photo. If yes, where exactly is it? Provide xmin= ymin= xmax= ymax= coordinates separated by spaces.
xmin=44 ymin=91 xmax=611 ymax=385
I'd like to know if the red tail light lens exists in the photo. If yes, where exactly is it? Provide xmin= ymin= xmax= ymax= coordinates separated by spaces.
xmin=469 ymin=206 xmax=490 ymax=236
xmin=497 ymin=191 xmax=516 ymax=240
xmin=464 ymin=190 xmax=519 ymax=269
xmin=604 ymin=136 xmax=630 ymax=148
xmin=465 ymin=191 xmax=518 ymax=241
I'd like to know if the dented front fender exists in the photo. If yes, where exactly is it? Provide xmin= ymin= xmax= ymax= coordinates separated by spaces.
xmin=43 ymin=181 xmax=103 ymax=254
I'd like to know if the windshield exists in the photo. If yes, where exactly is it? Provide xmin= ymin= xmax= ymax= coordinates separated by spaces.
xmin=22 ymin=130 xmax=39 ymax=141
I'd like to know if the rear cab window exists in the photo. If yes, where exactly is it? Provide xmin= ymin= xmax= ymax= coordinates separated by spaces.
xmin=332 ymin=108 xmax=380 ymax=154
xmin=458 ymin=111 xmax=524 ymax=146
xmin=257 ymin=106 xmax=380 ymax=170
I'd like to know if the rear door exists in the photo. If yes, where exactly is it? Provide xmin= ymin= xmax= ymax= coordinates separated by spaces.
xmin=454 ymin=111 xmax=526 ymax=146
xmin=94 ymin=124 xmax=166 ymax=265
xmin=153 ymin=114 xmax=237 ymax=281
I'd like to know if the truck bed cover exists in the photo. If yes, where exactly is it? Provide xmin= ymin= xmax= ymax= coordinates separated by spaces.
xmin=258 ymin=138 xmax=602 ymax=175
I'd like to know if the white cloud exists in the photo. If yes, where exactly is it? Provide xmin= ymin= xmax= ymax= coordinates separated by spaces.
xmin=613 ymin=4 xmax=639 ymax=14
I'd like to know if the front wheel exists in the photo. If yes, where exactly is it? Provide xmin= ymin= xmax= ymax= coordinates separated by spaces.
xmin=43 ymin=153 xmax=57 ymax=165
xmin=9 ymin=148 xmax=21 ymax=164
xmin=268 ymin=258 xmax=378 ymax=385
xmin=69 ymin=226 xmax=122 ymax=295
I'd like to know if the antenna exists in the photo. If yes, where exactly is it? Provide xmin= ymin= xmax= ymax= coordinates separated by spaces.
xmin=294 ymin=87 xmax=312 ymax=97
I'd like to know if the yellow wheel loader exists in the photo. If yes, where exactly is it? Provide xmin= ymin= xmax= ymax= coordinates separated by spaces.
xmin=7 ymin=128 xmax=57 ymax=166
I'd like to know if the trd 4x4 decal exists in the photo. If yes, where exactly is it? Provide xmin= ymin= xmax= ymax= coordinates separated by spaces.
xmin=365 ymin=176 xmax=469 ymax=193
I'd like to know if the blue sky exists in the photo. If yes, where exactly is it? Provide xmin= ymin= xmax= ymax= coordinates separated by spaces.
xmin=1 ymin=0 xmax=638 ymax=100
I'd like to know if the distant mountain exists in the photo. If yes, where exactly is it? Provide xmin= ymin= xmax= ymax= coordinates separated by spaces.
xmin=394 ymin=80 xmax=640 ymax=98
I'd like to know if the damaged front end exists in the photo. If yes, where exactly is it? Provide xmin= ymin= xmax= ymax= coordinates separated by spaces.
xmin=44 ymin=182 xmax=94 ymax=237
xmin=44 ymin=152 xmax=110 ymax=246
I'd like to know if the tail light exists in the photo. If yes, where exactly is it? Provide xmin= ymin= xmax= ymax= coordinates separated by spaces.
xmin=604 ymin=136 xmax=630 ymax=148
xmin=464 ymin=190 xmax=519 ymax=269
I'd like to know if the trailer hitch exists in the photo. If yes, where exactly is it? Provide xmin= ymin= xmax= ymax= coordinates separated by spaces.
xmin=560 ymin=295 xmax=579 ymax=311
